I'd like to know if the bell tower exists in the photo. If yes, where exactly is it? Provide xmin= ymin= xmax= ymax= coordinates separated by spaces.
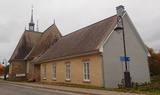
xmin=28 ymin=6 xmax=35 ymax=31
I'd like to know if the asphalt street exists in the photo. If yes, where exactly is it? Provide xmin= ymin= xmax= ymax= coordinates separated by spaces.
xmin=0 ymin=81 xmax=82 ymax=95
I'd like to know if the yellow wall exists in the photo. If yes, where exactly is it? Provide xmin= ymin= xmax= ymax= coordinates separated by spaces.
xmin=40 ymin=54 xmax=103 ymax=87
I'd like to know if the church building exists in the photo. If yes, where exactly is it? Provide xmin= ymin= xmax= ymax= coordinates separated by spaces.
xmin=9 ymin=5 xmax=150 ymax=88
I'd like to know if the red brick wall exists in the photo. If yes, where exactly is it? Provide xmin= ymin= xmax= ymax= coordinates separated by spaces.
xmin=9 ymin=61 xmax=27 ymax=81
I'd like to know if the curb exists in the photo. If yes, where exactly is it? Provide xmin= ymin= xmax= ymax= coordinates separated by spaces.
xmin=0 ymin=80 xmax=144 ymax=95
xmin=1 ymin=80 xmax=101 ymax=95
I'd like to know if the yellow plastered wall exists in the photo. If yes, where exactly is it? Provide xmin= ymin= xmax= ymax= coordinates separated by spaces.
xmin=40 ymin=54 xmax=103 ymax=87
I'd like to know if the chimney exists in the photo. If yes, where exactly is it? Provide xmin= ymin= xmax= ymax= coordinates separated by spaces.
xmin=116 ymin=5 xmax=125 ymax=16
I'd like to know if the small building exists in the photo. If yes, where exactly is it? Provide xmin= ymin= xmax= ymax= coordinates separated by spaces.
xmin=9 ymin=5 xmax=150 ymax=88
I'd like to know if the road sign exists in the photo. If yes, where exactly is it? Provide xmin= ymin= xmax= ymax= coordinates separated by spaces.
xmin=120 ymin=56 xmax=130 ymax=62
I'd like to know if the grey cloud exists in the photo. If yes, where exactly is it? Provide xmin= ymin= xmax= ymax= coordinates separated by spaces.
xmin=0 ymin=0 xmax=160 ymax=60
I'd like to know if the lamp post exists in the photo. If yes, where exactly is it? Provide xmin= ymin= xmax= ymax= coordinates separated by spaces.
xmin=2 ymin=58 xmax=8 ymax=80
xmin=115 ymin=15 xmax=132 ymax=87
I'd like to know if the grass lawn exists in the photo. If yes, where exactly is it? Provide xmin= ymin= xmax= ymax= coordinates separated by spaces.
xmin=39 ymin=76 xmax=160 ymax=95
xmin=114 ymin=75 xmax=160 ymax=95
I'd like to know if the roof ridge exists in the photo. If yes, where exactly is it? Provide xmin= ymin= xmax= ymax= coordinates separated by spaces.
xmin=62 ymin=15 xmax=116 ymax=38
xmin=42 ymin=24 xmax=56 ymax=34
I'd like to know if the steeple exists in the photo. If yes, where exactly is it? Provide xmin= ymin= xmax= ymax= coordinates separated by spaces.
xmin=29 ymin=6 xmax=35 ymax=31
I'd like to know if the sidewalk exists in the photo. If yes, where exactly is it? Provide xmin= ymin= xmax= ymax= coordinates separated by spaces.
xmin=1 ymin=80 xmax=144 ymax=95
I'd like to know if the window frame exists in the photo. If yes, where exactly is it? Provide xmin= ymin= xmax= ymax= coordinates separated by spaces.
xmin=66 ymin=63 xmax=71 ymax=81
xmin=83 ymin=61 xmax=90 ymax=81
xmin=52 ymin=64 xmax=56 ymax=80
xmin=42 ymin=64 xmax=47 ymax=80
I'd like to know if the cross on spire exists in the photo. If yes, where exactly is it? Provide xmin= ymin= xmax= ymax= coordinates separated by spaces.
xmin=53 ymin=19 xmax=55 ymax=24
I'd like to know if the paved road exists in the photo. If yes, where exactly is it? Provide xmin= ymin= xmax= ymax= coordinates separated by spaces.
xmin=0 ymin=81 xmax=82 ymax=95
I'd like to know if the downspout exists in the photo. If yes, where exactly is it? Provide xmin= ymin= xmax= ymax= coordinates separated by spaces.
xmin=100 ymin=52 xmax=105 ymax=88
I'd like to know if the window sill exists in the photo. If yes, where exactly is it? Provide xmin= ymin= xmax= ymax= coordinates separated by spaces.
xmin=83 ymin=80 xmax=91 ymax=83
xmin=65 ymin=79 xmax=71 ymax=82
xmin=52 ymin=78 xmax=56 ymax=81
xmin=43 ymin=77 xmax=47 ymax=80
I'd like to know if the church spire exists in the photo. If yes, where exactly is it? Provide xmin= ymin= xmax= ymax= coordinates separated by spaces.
xmin=29 ymin=6 xmax=35 ymax=31
xmin=31 ymin=6 xmax=34 ymax=23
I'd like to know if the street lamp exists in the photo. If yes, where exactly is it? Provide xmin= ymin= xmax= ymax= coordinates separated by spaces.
xmin=2 ymin=58 xmax=8 ymax=80
xmin=114 ymin=15 xmax=132 ymax=87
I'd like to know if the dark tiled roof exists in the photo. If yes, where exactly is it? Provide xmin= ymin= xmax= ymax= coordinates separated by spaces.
xmin=9 ymin=31 xmax=42 ymax=62
xmin=25 ymin=24 xmax=62 ymax=60
xmin=35 ymin=15 xmax=117 ymax=63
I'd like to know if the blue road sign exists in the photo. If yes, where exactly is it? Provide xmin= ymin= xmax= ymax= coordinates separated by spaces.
xmin=120 ymin=56 xmax=130 ymax=62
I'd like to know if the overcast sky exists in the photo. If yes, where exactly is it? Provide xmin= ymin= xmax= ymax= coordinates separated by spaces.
xmin=0 ymin=0 xmax=160 ymax=61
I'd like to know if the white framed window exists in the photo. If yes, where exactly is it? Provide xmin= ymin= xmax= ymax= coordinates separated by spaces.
xmin=42 ymin=64 xmax=47 ymax=79
xmin=52 ymin=64 xmax=56 ymax=80
xmin=66 ymin=63 xmax=70 ymax=80
xmin=83 ymin=62 xmax=90 ymax=81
